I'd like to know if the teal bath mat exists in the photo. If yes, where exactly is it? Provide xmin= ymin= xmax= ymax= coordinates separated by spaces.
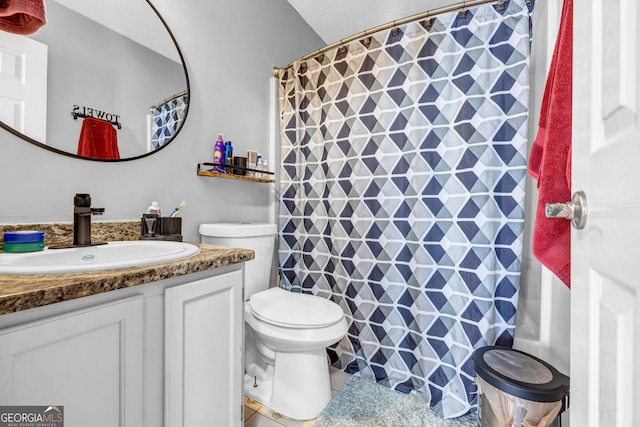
xmin=314 ymin=375 xmax=477 ymax=427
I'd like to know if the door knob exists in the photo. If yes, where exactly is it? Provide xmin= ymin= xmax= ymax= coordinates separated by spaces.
xmin=545 ymin=190 xmax=588 ymax=229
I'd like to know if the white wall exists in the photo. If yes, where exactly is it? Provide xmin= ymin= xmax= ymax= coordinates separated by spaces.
xmin=0 ymin=0 xmax=323 ymax=243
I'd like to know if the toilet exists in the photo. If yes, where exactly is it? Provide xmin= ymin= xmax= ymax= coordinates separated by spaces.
xmin=199 ymin=223 xmax=349 ymax=420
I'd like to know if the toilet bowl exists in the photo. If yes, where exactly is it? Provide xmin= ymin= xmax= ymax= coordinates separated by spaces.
xmin=199 ymin=223 xmax=349 ymax=420
xmin=245 ymin=287 xmax=348 ymax=419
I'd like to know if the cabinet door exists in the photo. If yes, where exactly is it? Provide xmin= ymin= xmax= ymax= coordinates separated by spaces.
xmin=0 ymin=295 xmax=144 ymax=427
xmin=165 ymin=270 xmax=243 ymax=427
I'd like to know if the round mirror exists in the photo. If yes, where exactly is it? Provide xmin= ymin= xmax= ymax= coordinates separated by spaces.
xmin=0 ymin=0 xmax=189 ymax=161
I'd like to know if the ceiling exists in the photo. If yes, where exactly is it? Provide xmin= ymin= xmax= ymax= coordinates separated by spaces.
xmin=55 ymin=0 xmax=463 ymax=63
xmin=286 ymin=0 xmax=463 ymax=45
xmin=53 ymin=0 xmax=180 ymax=62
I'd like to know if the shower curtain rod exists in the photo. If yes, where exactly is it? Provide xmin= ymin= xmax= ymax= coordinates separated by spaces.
xmin=150 ymin=90 xmax=188 ymax=110
xmin=272 ymin=0 xmax=522 ymax=79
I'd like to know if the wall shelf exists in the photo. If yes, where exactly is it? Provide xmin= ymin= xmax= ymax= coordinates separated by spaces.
xmin=197 ymin=163 xmax=276 ymax=184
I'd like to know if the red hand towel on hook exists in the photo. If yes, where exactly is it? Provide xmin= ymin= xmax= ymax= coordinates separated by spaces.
xmin=77 ymin=118 xmax=120 ymax=160
xmin=0 ymin=0 xmax=47 ymax=35
xmin=528 ymin=0 xmax=572 ymax=288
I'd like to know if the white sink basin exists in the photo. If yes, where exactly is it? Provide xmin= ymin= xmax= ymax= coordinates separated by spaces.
xmin=0 ymin=241 xmax=200 ymax=275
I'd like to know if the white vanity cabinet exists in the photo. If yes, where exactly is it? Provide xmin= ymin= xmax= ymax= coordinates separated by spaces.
xmin=0 ymin=296 xmax=144 ymax=426
xmin=165 ymin=270 xmax=243 ymax=427
xmin=0 ymin=265 xmax=244 ymax=427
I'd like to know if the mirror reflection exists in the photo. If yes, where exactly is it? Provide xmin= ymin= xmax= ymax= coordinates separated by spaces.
xmin=0 ymin=0 xmax=189 ymax=161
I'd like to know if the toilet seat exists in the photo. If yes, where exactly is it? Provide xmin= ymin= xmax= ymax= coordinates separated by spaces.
xmin=249 ymin=287 xmax=344 ymax=329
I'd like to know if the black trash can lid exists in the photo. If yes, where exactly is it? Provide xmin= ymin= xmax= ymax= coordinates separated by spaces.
xmin=473 ymin=346 xmax=570 ymax=403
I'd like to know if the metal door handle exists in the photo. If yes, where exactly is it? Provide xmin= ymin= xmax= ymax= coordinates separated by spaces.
xmin=545 ymin=190 xmax=587 ymax=229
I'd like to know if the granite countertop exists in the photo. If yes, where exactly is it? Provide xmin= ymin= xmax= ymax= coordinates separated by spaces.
xmin=0 ymin=223 xmax=254 ymax=315
xmin=0 ymin=243 xmax=254 ymax=316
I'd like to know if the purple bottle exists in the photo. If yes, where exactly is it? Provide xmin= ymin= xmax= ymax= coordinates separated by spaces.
xmin=213 ymin=134 xmax=226 ymax=173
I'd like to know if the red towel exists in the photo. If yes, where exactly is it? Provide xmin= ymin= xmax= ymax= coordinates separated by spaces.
xmin=528 ymin=0 xmax=572 ymax=288
xmin=77 ymin=118 xmax=120 ymax=160
xmin=0 ymin=0 xmax=46 ymax=34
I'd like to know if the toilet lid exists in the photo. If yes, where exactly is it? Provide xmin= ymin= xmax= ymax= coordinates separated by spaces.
xmin=249 ymin=287 xmax=344 ymax=329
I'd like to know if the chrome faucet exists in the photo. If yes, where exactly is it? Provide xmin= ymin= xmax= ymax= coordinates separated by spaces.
xmin=73 ymin=193 xmax=104 ymax=246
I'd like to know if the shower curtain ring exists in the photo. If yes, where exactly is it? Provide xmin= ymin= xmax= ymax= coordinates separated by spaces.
xmin=459 ymin=1 xmax=469 ymax=19
xmin=391 ymin=20 xmax=399 ymax=37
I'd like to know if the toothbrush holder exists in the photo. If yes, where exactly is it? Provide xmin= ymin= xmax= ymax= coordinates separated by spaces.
xmin=140 ymin=216 xmax=183 ymax=241
xmin=160 ymin=217 xmax=182 ymax=236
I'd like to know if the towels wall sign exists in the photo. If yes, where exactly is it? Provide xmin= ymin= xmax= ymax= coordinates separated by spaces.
xmin=71 ymin=105 xmax=122 ymax=129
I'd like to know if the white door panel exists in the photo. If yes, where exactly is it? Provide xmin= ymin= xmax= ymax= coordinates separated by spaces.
xmin=165 ymin=271 xmax=243 ymax=427
xmin=572 ymin=0 xmax=640 ymax=425
xmin=0 ymin=296 xmax=144 ymax=427
xmin=0 ymin=32 xmax=47 ymax=142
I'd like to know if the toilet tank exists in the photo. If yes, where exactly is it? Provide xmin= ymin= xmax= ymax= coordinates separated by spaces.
xmin=199 ymin=223 xmax=277 ymax=299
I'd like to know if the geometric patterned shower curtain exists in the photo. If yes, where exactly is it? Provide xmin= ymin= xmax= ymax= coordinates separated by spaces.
xmin=149 ymin=91 xmax=189 ymax=150
xmin=278 ymin=0 xmax=533 ymax=418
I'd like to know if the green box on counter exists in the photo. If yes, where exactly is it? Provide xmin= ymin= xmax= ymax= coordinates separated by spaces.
xmin=2 ymin=241 xmax=45 ymax=253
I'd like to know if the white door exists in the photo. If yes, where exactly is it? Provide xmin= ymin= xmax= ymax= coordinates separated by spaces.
xmin=572 ymin=0 xmax=640 ymax=425
xmin=0 ymin=32 xmax=47 ymax=142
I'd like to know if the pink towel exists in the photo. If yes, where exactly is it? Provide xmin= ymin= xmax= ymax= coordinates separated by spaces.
xmin=528 ymin=0 xmax=572 ymax=288
xmin=0 ymin=0 xmax=46 ymax=34
xmin=77 ymin=118 xmax=120 ymax=160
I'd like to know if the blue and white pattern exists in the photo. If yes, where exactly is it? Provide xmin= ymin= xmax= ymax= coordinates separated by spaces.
xmin=150 ymin=92 xmax=189 ymax=150
xmin=278 ymin=0 xmax=532 ymax=418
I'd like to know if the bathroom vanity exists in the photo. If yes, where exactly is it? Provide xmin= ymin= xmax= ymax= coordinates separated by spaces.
xmin=0 ymin=243 xmax=252 ymax=427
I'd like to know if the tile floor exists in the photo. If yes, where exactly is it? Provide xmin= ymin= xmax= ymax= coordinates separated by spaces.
xmin=243 ymin=366 xmax=351 ymax=427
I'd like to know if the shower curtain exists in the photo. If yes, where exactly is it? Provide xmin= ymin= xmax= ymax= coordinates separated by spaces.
xmin=278 ymin=0 xmax=532 ymax=418
xmin=149 ymin=92 xmax=189 ymax=150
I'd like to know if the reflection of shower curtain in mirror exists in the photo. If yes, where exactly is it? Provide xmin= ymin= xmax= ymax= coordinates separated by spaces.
xmin=148 ymin=92 xmax=188 ymax=150
xmin=278 ymin=0 xmax=533 ymax=418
